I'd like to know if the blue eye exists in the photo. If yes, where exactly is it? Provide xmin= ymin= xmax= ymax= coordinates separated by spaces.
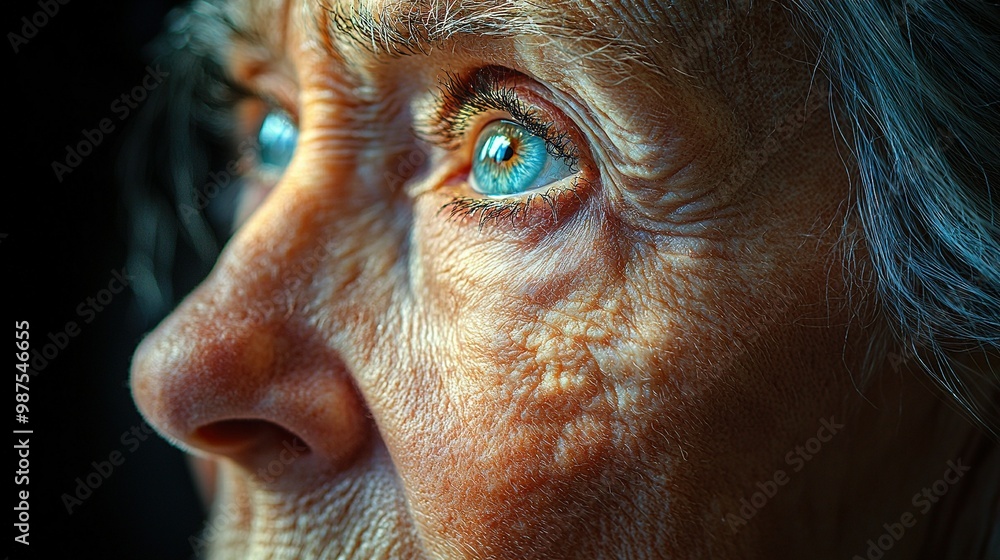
xmin=257 ymin=112 xmax=298 ymax=172
xmin=470 ymin=120 xmax=573 ymax=197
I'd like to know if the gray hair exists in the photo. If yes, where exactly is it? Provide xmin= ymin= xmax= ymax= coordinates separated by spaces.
xmin=789 ymin=0 xmax=1000 ymax=433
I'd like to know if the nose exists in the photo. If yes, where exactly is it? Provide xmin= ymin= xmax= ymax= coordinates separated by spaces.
xmin=130 ymin=200 xmax=375 ymax=481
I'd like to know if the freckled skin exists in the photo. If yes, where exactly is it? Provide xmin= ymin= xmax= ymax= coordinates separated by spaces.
xmin=130 ymin=1 xmax=986 ymax=559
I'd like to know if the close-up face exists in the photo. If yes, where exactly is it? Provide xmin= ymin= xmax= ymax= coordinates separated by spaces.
xmin=127 ymin=0 xmax=999 ymax=558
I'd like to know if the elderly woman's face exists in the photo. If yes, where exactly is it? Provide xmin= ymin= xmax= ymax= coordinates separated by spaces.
xmin=131 ymin=0 xmax=875 ymax=557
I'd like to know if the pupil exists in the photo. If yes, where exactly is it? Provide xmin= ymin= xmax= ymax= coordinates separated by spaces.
xmin=484 ymin=134 xmax=516 ymax=165
xmin=498 ymin=145 xmax=514 ymax=163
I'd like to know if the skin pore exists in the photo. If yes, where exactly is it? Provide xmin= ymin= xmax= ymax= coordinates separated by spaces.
xmin=130 ymin=0 xmax=994 ymax=558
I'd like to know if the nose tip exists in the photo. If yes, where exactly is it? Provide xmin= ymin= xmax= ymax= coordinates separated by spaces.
xmin=130 ymin=297 xmax=373 ymax=479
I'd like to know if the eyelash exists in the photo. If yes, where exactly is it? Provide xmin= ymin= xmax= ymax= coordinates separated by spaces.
xmin=427 ymin=69 xmax=579 ymax=164
xmin=439 ymin=184 xmax=583 ymax=231
xmin=421 ymin=68 xmax=587 ymax=228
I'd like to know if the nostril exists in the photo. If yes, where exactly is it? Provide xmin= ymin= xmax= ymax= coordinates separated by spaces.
xmin=193 ymin=419 xmax=312 ymax=459
xmin=195 ymin=419 xmax=270 ymax=453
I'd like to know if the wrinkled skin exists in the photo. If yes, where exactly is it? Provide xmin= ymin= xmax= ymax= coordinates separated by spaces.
xmin=130 ymin=0 xmax=984 ymax=558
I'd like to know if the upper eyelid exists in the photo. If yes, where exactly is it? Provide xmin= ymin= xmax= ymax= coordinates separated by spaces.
xmin=416 ymin=69 xmax=523 ymax=148
xmin=419 ymin=68 xmax=581 ymax=163
xmin=223 ymin=40 xmax=302 ymax=123
xmin=242 ymin=79 xmax=300 ymax=124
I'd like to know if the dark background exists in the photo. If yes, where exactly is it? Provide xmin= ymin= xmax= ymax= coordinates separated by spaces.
xmin=10 ymin=0 xmax=207 ymax=557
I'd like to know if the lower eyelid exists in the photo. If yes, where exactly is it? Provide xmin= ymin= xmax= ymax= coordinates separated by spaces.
xmin=436 ymin=175 xmax=594 ymax=235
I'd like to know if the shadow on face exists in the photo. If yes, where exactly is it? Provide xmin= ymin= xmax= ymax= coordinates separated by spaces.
xmin=128 ymin=0 xmax=1000 ymax=558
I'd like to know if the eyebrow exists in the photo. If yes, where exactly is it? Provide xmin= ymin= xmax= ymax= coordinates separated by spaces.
xmin=320 ymin=0 xmax=665 ymax=72
xmin=324 ymin=0 xmax=552 ymax=55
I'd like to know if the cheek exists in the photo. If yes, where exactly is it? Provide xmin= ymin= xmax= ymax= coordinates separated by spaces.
xmin=393 ymin=211 xmax=637 ymax=556
xmin=379 ymin=189 xmax=857 ymax=555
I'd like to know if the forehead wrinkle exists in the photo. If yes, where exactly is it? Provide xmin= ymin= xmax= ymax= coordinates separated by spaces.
xmin=318 ymin=0 xmax=666 ymax=71
xmin=217 ymin=0 xmax=745 ymax=92
xmin=323 ymin=0 xmax=535 ymax=55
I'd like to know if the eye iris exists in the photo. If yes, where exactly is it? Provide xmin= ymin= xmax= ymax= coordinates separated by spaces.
xmin=257 ymin=112 xmax=298 ymax=171
xmin=471 ymin=120 xmax=548 ymax=196
xmin=482 ymin=134 xmax=516 ymax=165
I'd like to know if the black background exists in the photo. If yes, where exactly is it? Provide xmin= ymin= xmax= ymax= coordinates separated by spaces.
xmin=10 ymin=0 xmax=206 ymax=557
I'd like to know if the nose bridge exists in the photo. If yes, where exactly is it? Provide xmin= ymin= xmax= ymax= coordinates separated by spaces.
xmin=130 ymin=178 xmax=386 ymax=474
